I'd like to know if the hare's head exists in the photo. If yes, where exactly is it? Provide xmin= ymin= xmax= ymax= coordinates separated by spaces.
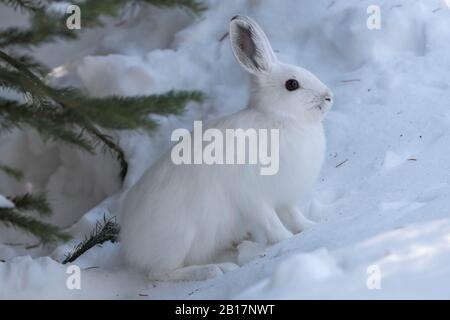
xmin=230 ymin=16 xmax=333 ymax=122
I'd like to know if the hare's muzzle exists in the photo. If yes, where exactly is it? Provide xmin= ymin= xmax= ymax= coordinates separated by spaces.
xmin=323 ymin=90 xmax=333 ymax=103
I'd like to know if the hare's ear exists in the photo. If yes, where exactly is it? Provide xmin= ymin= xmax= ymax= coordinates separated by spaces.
xmin=230 ymin=16 xmax=277 ymax=75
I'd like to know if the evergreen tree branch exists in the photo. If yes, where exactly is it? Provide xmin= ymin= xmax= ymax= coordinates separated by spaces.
xmin=0 ymin=9 xmax=76 ymax=48
xmin=0 ymin=207 xmax=70 ymax=244
xmin=0 ymin=51 xmax=128 ymax=174
xmin=1 ymin=30 xmax=204 ymax=180
xmin=0 ymin=49 xmax=45 ymax=82
xmin=0 ymin=164 xmax=23 ymax=180
xmin=0 ymin=1 xmax=205 ymax=184
xmin=11 ymin=193 xmax=51 ymax=216
xmin=141 ymin=0 xmax=206 ymax=14
xmin=15 ymin=53 xmax=49 ymax=75
xmin=62 ymin=216 xmax=120 ymax=264
xmin=0 ymin=0 xmax=207 ymax=250
xmin=0 ymin=0 xmax=205 ymax=48
xmin=54 ymin=89 xmax=204 ymax=130
xmin=0 ymin=97 xmax=96 ymax=152
xmin=0 ymin=0 xmax=44 ymax=12
xmin=85 ymin=126 xmax=128 ymax=181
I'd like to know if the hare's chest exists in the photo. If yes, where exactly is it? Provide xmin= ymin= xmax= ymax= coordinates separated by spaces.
xmin=275 ymin=125 xmax=326 ymax=199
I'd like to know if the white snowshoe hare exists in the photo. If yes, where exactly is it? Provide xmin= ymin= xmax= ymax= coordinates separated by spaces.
xmin=120 ymin=16 xmax=333 ymax=281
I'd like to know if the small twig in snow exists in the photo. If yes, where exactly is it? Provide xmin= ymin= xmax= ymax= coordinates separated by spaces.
xmin=336 ymin=159 xmax=349 ymax=168
xmin=327 ymin=1 xmax=336 ymax=10
xmin=84 ymin=266 xmax=100 ymax=270
xmin=4 ymin=242 xmax=24 ymax=247
xmin=25 ymin=243 xmax=40 ymax=249
xmin=390 ymin=4 xmax=403 ymax=10
xmin=341 ymin=79 xmax=361 ymax=84
xmin=219 ymin=32 xmax=229 ymax=42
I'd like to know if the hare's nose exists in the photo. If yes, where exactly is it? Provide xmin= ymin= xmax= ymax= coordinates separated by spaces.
xmin=323 ymin=90 xmax=333 ymax=103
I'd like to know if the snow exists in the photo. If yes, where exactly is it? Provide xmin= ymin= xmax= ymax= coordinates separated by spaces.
xmin=0 ymin=194 xmax=14 ymax=209
xmin=1 ymin=0 xmax=450 ymax=299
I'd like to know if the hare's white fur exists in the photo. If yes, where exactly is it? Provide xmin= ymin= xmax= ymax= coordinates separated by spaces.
xmin=120 ymin=16 xmax=333 ymax=281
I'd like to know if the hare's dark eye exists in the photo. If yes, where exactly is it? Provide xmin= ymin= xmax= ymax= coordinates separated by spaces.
xmin=285 ymin=79 xmax=300 ymax=91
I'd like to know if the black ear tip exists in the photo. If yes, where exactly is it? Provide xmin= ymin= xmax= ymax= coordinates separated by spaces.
xmin=231 ymin=15 xmax=241 ymax=22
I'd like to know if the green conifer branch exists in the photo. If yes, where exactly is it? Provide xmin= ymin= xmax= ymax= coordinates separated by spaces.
xmin=62 ymin=216 xmax=120 ymax=264
xmin=0 ymin=164 xmax=23 ymax=180
xmin=141 ymin=0 xmax=206 ymax=14
xmin=0 ymin=0 xmax=206 ymax=249
xmin=0 ymin=191 xmax=70 ymax=244
xmin=0 ymin=97 xmax=96 ymax=152
xmin=0 ymin=0 xmax=205 ymax=48
xmin=10 ymin=193 xmax=52 ymax=216
xmin=1 ymin=50 xmax=204 ymax=180
xmin=56 ymin=89 xmax=204 ymax=130
xmin=0 ymin=0 xmax=43 ymax=12
xmin=0 ymin=207 xmax=70 ymax=244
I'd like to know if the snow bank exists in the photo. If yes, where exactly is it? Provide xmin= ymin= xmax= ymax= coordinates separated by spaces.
xmin=235 ymin=219 xmax=450 ymax=300
xmin=1 ymin=0 xmax=450 ymax=299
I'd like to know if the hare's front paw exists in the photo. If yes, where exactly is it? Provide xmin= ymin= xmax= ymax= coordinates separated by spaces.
xmin=267 ymin=226 xmax=293 ymax=244
xmin=250 ymin=207 xmax=293 ymax=245
xmin=277 ymin=206 xmax=316 ymax=234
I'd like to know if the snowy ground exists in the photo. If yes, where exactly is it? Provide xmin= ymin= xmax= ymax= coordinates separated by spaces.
xmin=2 ymin=0 xmax=450 ymax=299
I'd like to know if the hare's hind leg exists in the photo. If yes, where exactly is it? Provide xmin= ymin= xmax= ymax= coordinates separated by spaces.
xmin=150 ymin=263 xmax=239 ymax=281
xmin=277 ymin=206 xmax=315 ymax=234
